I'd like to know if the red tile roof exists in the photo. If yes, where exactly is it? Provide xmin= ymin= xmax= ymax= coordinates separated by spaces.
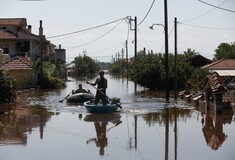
xmin=202 ymin=72 xmax=226 ymax=93
xmin=0 ymin=18 xmax=27 ymax=27
xmin=0 ymin=30 xmax=16 ymax=39
xmin=0 ymin=57 xmax=32 ymax=70
xmin=202 ymin=59 xmax=235 ymax=69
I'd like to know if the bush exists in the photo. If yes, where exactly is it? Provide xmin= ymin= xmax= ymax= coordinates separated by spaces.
xmin=40 ymin=76 xmax=66 ymax=89
xmin=0 ymin=71 xmax=16 ymax=103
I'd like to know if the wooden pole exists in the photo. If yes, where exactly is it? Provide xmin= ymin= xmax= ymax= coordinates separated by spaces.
xmin=164 ymin=0 xmax=169 ymax=101
xmin=174 ymin=17 xmax=178 ymax=100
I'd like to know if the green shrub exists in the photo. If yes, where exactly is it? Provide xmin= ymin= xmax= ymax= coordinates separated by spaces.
xmin=0 ymin=71 xmax=16 ymax=103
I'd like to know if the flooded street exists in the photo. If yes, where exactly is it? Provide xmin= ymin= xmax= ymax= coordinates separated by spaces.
xmin=0 ymin=74 xmax=234 ymax=160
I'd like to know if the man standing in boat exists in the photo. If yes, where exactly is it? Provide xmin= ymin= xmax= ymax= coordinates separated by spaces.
xmin=87 ymin=70 xmax=107 ymax=105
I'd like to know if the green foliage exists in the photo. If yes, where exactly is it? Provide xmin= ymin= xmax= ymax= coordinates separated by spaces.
xmin=41 ymin=62 xmax=66 ymax=89
xmin=0 ymin=71 xmax=16 ymax=103
xmin=214 ymin=42 xmax=235 ymax=60
xmin=109 ymin=63 xmax=122 ymax=74
xmin=129 ymin=52 xmax=165 ymax=90
xmin=186 ymin=68 xmax=209 ymax=91
xmin=183 ymin=48 xmax=198 ymax=59
xmin=41 ymin=76 xmax=66 ymax=89
xmin=128 ymin=50 xmax=203 ymax=90
xmin=73 ymin=55 xmax=99 ymax=76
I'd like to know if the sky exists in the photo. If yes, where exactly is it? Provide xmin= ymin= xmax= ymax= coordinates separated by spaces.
xmin=1 ymin=0 xmax=235 ymax=63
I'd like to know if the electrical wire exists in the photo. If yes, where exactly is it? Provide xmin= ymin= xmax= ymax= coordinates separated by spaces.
xmin=66 ymin=19 xmax=125 ymax=50
xmin=159 ymin=25 xmax=174 ymax=53
xmin=198 ymin=0 xmax=235 ymax=13
xmin=88 ymin=41 xmax=126 ymax=56
xmin=179 ymin=22 xmax=235 ymax=30
xmin=47 ymin=17 xmax=127 ymax=39
xmin=137 ymin=28 xmax=151 ymax=50
xmin=182 ymin=0 xmax=228 ymax=22
xmin=137 ymin=0 xmax=156 ymax=26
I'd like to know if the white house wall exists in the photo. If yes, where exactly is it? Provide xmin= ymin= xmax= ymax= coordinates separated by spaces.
xmin=210 ymin=70 xmax=235 ymax=76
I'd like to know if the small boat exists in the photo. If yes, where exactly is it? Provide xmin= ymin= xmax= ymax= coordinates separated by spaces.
xmin=83 ymin=101 xmax=121 ymax=114
xmin=66 ymin=93 xmax=94 ymax=103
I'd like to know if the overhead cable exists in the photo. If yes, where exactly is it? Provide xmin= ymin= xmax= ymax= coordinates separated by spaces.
xmin=138 ymin=0 xmax=156 ymax=26
xmin=137 ymin=28 xmax=151 ymax=50
xmin=47 ymin=17 xmax=127 ymax=39
xmin=88 ymin=41 xmax=126 ymax=56
xmin=159 ymin=25 xmax=174 ymax=53
xmin=198 ymin=0 xmax=235 ymax=13
xmin=180 ymin=22 xmax=235 ymax=30
xmin=182 ymin=0 xmax=228 ymax=22
xmin=66 ymin=19 xmax=125 ymax=50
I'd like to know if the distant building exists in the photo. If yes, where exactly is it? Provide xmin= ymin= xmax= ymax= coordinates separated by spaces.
xmin=0 ymin=18 xmax=65 ymax=63
xmin=52 ymin=44 xmax=66 ymax=64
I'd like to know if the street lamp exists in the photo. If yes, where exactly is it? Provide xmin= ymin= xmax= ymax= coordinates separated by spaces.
xmin=149 ymin=24 xmax=165 ymax=30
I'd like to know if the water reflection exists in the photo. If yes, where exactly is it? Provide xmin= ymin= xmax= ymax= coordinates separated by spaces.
xmin=201 ymin=109 xmax=233 ymax=150
xmin=0 ymin=93 xmax=55 ymax=145
xmin=141 ymin=107 xmax=191 ymax=160
xmin=0 ymin=75 xmax=234 ymax=160
xmin=84 ymin=114 xmax=122 ymax=156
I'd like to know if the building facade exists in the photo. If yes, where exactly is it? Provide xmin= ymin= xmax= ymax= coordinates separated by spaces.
xmin=0 ymin=18 xmax=66 ymax=63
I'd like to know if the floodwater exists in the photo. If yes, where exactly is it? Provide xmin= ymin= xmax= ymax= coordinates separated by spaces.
xmin=0 ymin=74 xmax=234 ymax=160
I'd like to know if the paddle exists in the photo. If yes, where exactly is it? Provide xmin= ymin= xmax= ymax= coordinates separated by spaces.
xmin=87 ymin=83 xmax=122 ymax=109
xmin=59 ymin=90 xmax=73 ymax=103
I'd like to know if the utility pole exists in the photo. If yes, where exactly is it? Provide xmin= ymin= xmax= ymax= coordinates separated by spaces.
xmin=128 ymin=16 xmax=137 ymax=60
xmin=164 ymin=0 xmax=169 ymax=102
xmin=122 ymin=48 xmax=124 ymax=74
xmin=126 ymin=40 xmax=129 ymax=74
xmin=39 ymin=20 xmax=44 ymax=87
xmin=134 ymin=16 xmax=137 ymax=59
xmin=174 ymin=17 xmax=178 ymax=101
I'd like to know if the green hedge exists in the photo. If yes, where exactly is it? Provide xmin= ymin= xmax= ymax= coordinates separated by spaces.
xmin=0 ymin=71 xmax=16 ymax=103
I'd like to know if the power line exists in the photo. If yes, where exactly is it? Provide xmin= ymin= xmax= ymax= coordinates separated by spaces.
xmin=137 ymin=0 xmax=156 ymax=26
xmin=198 ymin=0 xmax=235 ymax=13
xmin=182 ymin=0 xmax=228 ymax=22
xmin=47 ymin=17 xmax=127 ymax=39
xmin=137 ymin=28 xmax=151 ymax=50
xmin=179 ymin=22 xmax=235 ymax=30
xmin=88 ymin=41 xmax=126 ymax=56
xmin=159 ymin=25 xmax=174 ymax=53
xmin=66 ymin=19 xmax=125 ymax=50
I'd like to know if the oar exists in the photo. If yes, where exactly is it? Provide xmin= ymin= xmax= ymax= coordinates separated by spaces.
xmin=87 ymin=83 xmax=122 ymax=109
xmin=59 ymin=90 xmax=73 ymax=103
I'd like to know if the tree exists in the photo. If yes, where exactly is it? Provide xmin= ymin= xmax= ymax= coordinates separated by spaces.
xmin=41 ymin=62 xmax=66 ymax=89
xmin=184 ymin=48 xmax=198 ymax=59
xmin=187 ymin=68 xmax=209 ymax=91
xmin=128 ymin=49 xmax=205 ymax=91
xmin=73 ymin=54 xmax=99 ymax=76
xmin=214 ymin=42 xmax=235 ymax=60
xmin=0 ymin=71 xmax=16 ymax=103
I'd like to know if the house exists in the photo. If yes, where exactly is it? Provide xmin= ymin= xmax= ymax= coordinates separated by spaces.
xmin=0 ymin=57 xmax=37 ymax=89
xmin=186 ymin=54 xmax=212 ymax=68
xmin=51 ymin=44 xmax=66 ymax=64
xmin=202 ymin=59 xmax=235 ymax=77
xmin=0 ymin=18 xmax=65 ymax=63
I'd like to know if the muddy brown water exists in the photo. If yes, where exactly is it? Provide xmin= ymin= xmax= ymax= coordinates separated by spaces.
xmin=0 ymin=74 xmax=234 ymax=160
